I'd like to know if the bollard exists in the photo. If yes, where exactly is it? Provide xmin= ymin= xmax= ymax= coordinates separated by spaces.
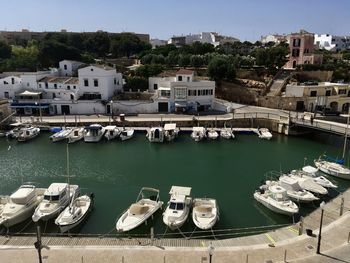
xmin=340 ymin=197 xmax=344 ymax=216
xmin=299 ymin=217 xmax=304 ymax=235
xmin=122 ymin=256 xmax=124 ymax=263
xmin=246 ymin=254 xmax=249 ymax=263
xmin=163 ymin=255 xmax=166 ymax=263
xmin=284 ymin=249 xmax=287 ymax=262
xmin=150 ymin=227 xmax=154 ymax=245
xmin=81 ymin=256 xmax=84 ymax=263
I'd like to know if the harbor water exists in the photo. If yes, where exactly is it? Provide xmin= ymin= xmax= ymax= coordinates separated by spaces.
xmin=0 ymin=131 xmax=350 ymax=238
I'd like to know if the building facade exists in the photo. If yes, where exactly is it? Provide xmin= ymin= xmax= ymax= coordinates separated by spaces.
xmin=285 ymin=30 xmax=323 ymax=68
xmin=314 ymin=34 xmax=350 ymax=52
xmin=168 ymin=32 xmax=239 ymax=47
xmin=149 ymin=69 xmax=215 ymax=113
xmin=261 ymin=34 xmax=287 ymax=44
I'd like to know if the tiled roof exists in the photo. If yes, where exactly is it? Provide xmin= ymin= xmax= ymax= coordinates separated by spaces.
xmin=39 ymin=77 xmax=79 ymax=84
xmin=176 ymin=68 xmax=194 ymax=75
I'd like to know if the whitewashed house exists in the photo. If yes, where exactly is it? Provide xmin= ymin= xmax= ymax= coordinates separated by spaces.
xmin=314 ymin=34 xmax=350 ymax=52
xmin=0 ymin=75 xmax=21 ymax=99
xmin=149 ymin=69 xmax=215 ymax=112
xmin=59 ymin=60 xmax=84 ymax=77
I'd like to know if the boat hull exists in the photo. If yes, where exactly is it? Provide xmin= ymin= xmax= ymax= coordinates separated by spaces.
xmin=254 ymin=192 xmax=298 ymax=216
xmin=314 ymin=160 xmax=350 ymax=180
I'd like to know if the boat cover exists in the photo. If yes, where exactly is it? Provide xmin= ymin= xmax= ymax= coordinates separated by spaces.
xmin=10 ymin=186 xmax=35 ymax=205
xmin=129 ymin=204 xmax=149 ymax=215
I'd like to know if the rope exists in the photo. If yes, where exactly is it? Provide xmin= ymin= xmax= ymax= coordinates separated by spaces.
xmin=176 ymin=225 xmax=188 ymax=239
xmin=187 ymin=226 xmax=197 ymax=239
xmin=14 ymin=218 xmax=33 ymax=234
xmin=211 ymin=228 xmax=217 ymax=240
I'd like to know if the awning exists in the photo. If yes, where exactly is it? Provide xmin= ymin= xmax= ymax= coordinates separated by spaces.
xmin=10 ymin=103 xmax=50 ymax=109
xmin=158 ymin=87 xmax=171 ymax=91
xmin=19 ymin=91 xmax=42 ymax=97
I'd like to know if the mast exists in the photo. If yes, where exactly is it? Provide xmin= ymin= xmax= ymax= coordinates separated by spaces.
xmin=342 ymin=107 xmax=350 ymax=160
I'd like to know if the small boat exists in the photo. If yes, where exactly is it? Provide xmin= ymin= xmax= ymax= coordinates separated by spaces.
xmin=192 ymin=198 xmax=219 ymax=230
xmin=146 ymin=127 xmax=164 ymax=142
xmin=104 ymin=125 xmax=121 ymax=141
xmin=163 ymin=186 xmax=192 ymax=230
xmin=0 ymin=185 xmax=45 ymax=228
xmin=50 ymin=128 xmax=73 ymax=142
xmin=55 ymin=193 xmax=94 ymax=233
xmin=258 ymin=128 xmax=272 ymax=140
xmin=314 ymin=158 xmax=350 ymax=180
xmin=17 ymin=126 xmax=40 ymax=142
xmin=277 ymin=177 xmax=319 ymax=203
xmin=5 ymin=123 xmax=23 ymax=139
xmin=120 ymin=128 xmax=134 ymax=141
xmin=32 ymin=183 xmax=79 ymax=222
xmin=220 ymin=128 xmax=235 ymax=139
xmin=294 ymin=166 xmax=337 ymax=189
xmin=164 ymin=124 xmax=179 ymax=142
xmin=254 ymin=183 xmax=299 ymax=216
xmin=84 ymin=124 xmax=105 ymax=142
xmin=116 ymin=187 xmax=163 ymax=232
xmin=286 ymin=172 xmax=328 ymax=195
xmin=191 ymin=127 xmax=206 ymax=142
xmin=207 ymin=128 xmax=219 ymax=140
xmin=67 ymin=127 xmax=84 ymax=144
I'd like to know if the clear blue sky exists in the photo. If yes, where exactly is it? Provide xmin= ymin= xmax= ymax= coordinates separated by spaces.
xmin=1 ymin=0 xmax=349 ymax=42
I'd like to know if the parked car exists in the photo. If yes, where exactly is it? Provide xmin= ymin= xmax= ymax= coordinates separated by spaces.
xmin=315 ymin=106 xmax=340 ymax=116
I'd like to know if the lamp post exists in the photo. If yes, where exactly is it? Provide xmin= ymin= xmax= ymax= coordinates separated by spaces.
xmin=208 ymin=242 xmax=215 ymax=263
xmin=110 ymin=100 xmax=113 ymax=118
xmin=34 ymin=102 xmax=42 ymax=123
xmin=316 ymin=201 xmax=326 ymax=254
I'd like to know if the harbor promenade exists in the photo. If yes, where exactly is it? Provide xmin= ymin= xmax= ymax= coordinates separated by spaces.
xmin=1 ymin=187 xmax=349 ymax=262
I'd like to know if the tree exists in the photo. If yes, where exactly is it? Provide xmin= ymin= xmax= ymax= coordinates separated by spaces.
xmin=124 ymin=76 xmax=148 ymax=91
xmin=84 ymin=31 xmax=110 ymax=57
xmin=207 ymin=56 xmax=236 ymax=81
xmin=190 ymin=55 xmax=204 ymax=68
xmin=0 ymin=41 xmax=12 ymax=59
xmin=111 ymin=33 xmax=151 ymax=58
xmin=135 ymin=64 xmax=164 ymax=79
xmin=178 ymin=54 xmax=191 ymax=67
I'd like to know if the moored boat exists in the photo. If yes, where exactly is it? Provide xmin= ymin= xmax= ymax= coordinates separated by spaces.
xmin=191 ymin=127 xmax=206 ymax=142
xmin=192 ymin=198 xmax=219 ymax=230
xmin=220 ymin=128 xmax=234 ymax=139
xmin=120 ymin=128 xmax=134 ymax=141
xmin=67 ymin=127 xmax=84 ymax=144
xmin=164 ymin=124 xmax=179 ymax=142
xmin=116 ymin=187 xmax=163 ymax=232
xmin=17 ymin=126 xmax=40 ymax=142
xmin=207 ymin=128 xmax=219 ymax=140
xmin=146 ymin=127 xmax=164 ymax=143
xmin=258 ymin=128 xmax=272 ymax=140
xmin=104 ymin=125 xmax=121 ymax=141
xmin=314 ymin=158 xmax=350 ymax=180
xmin=163 ymin=186 xmax=192 ymax=230
xmin=84 ymin=124 xmax=105 ymax=142
xmin=277 ymin=177 xmax=318 ymax=203
xmin=50 ymin=128 xmax=73 ymax=142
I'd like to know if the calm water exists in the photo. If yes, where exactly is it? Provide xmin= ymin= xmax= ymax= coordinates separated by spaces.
xmin=0 ymin=131 xmax=350 ymax=238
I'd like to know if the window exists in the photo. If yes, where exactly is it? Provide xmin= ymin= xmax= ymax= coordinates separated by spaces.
xmin=293 ymin=38 xmax=301 ymax=47
xmin=325 ymin=90 xmax=331 ymax=96
xmin=70 ymin=94 xmax=74 ymax=100
xmin=188 ymin=90 xmax=196 ymax=96
xmin=45 ymin=82 xmax=48 ymax=89
xmin=52 ymin=93 xmax=56 ymax=99
xmin=84 ymin=79 xmax=89 ymax=87
xmin=90 ymin=68 xmax=94 ymax=71
xmin=209 ymin=89 xmax=213 ymax=95
xmin=114 ymin=78 xmax=117 ymax=85
xmin=64 ymin=64 xmax=67 ymax=70
xmin=310 ymin=91 xmax=317 ymax=97
xmin=174 ymin=88 xmax=186 ymax=99
xmin=178 ymin=76 xmax=182 ymax=81
xmin=160 ymin=90 xmax=170 ymax=97
xmin=27 ymin=83 xmax=29 ymax=87
xmin=73 ymin=86 xmax=76 ymax=89
xmin=4 ymin=92 xmax=9 ymax=99
xmin=54 ymin=83 xmax=57 ymax=89
xmin=38 ymin=83 xmax=42 ymax=88
xmin=187 ymin=77 xmax=190 ymax=82
xmin=154 ymin=84 xmax=158 ymax=90
xmin=93 ymin=79 xmax=99 ymax=87
xmin=292 ymin=49 xmax=300 ymax=57
xmin=11 ymin=78 xmax=14 ymax=84
xmin=339 ymin=89 xmax=346 ymax=95
xmin=67 ymin=85 xmax=70 ymax=90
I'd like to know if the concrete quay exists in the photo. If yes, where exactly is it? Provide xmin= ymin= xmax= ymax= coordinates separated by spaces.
xmin=1 ymin=188 xmax=349 ymax=262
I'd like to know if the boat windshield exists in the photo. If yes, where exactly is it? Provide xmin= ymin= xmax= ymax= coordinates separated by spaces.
xmin=44 ymin=194 xmax=60 ymax=201
xmin=169 ymin=202 xmax=184 ymax=210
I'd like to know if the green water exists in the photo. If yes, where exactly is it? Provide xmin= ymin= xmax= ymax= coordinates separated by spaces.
xmin=0 ymin=131 xmax=350 ymax=238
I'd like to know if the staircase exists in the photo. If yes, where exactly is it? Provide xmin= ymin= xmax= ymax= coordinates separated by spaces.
xmin=266 ymin=69 xmax=295 ymax=97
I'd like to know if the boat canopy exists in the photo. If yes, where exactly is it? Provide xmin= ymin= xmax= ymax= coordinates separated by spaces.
xmin=323 ymin=155 xmax=344 ymax=165
xmin=164 ymin=123 xmax=177 ymax=131
xmin=10 ymin=185 xmax=35 ymax=205
xmin=192 ymin=127 xmax=205 ymax=132
xmin=45 ymin=183 xmax=68 ymax=196
xmin=105 ymin=125 xmax=117 ymax=130
xmin=85 ymin=124 xmax=102 ymax=130
xmin=169 ymin=186 xmax=191 ymax=196
xmin=302 ymin=166 xmax=318 ymax=174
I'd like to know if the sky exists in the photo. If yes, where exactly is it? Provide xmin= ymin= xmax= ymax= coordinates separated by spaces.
xmin=1 ymin=0 xmax=350 ymax=42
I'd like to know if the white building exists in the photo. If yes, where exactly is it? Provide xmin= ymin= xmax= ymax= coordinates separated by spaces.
xmin=314 ymin=34 xmax=350 ymax=52
xmin=149 ymin=69 xmax=215 ymax=112
xmin=150 ymin=39 xmax=167 ymax=48
xmin=59 ymin=60 xmax=84 ymax=76
xmin=261 ymin=34 xmax=287 ymax=44
xmin=1 ymin=62 xmax=124 ymax=115
xmin=168 ymin=32 xmax=239 ymax=47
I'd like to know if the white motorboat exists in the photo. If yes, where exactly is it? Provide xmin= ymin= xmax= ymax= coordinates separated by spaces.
xmin=55 ymin=193 xmax=94 ymax=233
xmin=314 ymin=158 xmax=350 ymax=180
xmin=254 ymin=183 xmax=299 ymax=216
xmin=258 ymin=128 xmax=272 ymax=140
xmin=220 ymin=128 xmax=235 ymax=139
xmin=277 ymin=177 xmax=319 ymax=203
xmin=146 ymin=127 xmax=164 ymax=142
xmin=0 ymin=185 xmax=45 ymax=228
xmin=17 ymin=126 xmax=40 ymax=142
xmin=294 ymin=166 xmax=337 ymax=189
xmin=50 ymin=128 xmax=73 ymax=142
xmin=32 ymin=183 xmax=79 ymax=222
xmin=163 ymin=186 xmax=192 ymax=230
xmin=116 ymin=187 xmax=163 ymax=232
xmin=67 ymin=127 xmax=84 ymax=144
xmin=207 ymin=128 xmax=219 ymax=140
xmin=191 ymin=127 xmax=206 ymax=142
xmin=84 ymin=124 xmax=105 ymax=142
xmin=120 ymin=128 xmax=134 ymax=141
xmin=5 ymin=123 xmax=23 ymax=139
xmin=192 ymin=198 xmax=219 ymax=230
xmin=104 ymin=125 xmax=121 ymax=141
xmin=164 ymin=124 xmax=179 ymax=142
xmin=286 ymin=172 xmax=328 ymax=195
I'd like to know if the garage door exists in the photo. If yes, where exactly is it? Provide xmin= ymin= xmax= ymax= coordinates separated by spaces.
xmin=158 ymin=102 xmax=168 ymax=112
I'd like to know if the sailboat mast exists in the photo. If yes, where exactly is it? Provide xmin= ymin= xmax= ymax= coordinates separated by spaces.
xmin=67 ymin=143 xmax=70 ymax=186
xmin=342 ymin=107 xmax=350 ymax=160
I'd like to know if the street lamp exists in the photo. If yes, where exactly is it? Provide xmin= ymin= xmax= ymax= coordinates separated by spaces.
xmin=316 ymin=201 xmax=326 ymax=254
xmin=208 ymin=242 xmax=215 ymax=263
xmin=34 ymin=101 xmax=42 ymax=123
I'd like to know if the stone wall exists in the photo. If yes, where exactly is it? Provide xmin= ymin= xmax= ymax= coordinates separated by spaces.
xmin=295 ymin=71 xmax=333 ymax=82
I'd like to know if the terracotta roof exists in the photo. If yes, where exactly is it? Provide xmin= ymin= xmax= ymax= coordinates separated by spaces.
xmin=39 ymin=76 xmax=79 ymax=84
xmin=176 ymin=68 xmax=194 ymax=75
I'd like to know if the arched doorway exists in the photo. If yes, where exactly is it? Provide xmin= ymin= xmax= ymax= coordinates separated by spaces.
xmin=292 ymin=61 xmax=297 ymax=68
xmin=329 ymin=102 xmax=339 ymax=111
xmin=342 ymin=103 xmax=350 ymax=113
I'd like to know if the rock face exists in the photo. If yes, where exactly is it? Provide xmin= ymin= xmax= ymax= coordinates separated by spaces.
xmin=237 ymin=78 xmax=267 ymax=90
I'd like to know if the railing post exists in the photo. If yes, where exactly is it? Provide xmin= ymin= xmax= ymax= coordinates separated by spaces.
xmin=340 ymin=197 xmax=344 ymax=216
xmin=246 ymin=254 xmax=249 ymax=263
xmin=299 ymin=216 xmax=304 ymax=235
xmin=284 ymin=249 xmax=287 ymax=262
